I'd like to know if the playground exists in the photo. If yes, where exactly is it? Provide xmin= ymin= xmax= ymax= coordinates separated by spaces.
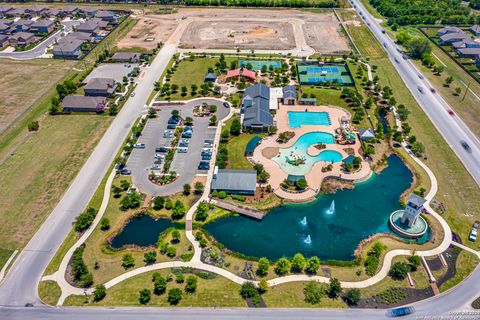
xmin=239 ymin=60 xmax=281 ymax=71
xmin=297 ymin=62 xmax=354 ymax=85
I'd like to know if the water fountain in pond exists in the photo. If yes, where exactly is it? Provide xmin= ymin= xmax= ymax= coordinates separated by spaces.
xmin=300 ymin=216 xmax=307 ymax=226
xmin=304 ymin=234 xmax=312 ymax=245
xmin=325 ymin=200 xmax=335 ymax=215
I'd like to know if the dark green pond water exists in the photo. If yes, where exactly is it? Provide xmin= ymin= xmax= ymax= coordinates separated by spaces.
xmin=110 ymin=215 xmax=173 ymax=248
xmin=204 ymin=155 xmax=413 ymax=261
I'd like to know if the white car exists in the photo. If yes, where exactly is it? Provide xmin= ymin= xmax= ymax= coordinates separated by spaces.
xmin=151 ymin=164 xmax=161 ymax=170
xmin=155 ymin=153 xmax=165 ymax=159
xmin=133 ymin=143 xmax=145 ymax=149
xmin=131 ymin=92 xmax=136 ymax=97
xmin=469 ymin=229 xmax=478 ymax=242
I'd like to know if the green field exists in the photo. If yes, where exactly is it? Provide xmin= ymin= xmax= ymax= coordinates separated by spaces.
xmin=38 ymin=280 xmax=62 ymax=306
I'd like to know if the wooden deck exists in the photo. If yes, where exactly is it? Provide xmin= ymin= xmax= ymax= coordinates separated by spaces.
xmin=211 ymin=199 xmax=265 ymax=220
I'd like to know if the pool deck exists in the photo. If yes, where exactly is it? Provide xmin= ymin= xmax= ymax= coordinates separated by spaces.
xmin=252 ymin=104 xmax=371 ymax=202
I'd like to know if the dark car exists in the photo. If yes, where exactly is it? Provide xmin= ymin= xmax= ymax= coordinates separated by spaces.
xmin=461 ymin=140 xmax=472 ymax=153
xmin=119 ymin=169 xmax=131 ymax=175
xmin=201 ymin=151 xmax=212 ymax=157
xmin=223 ymin=102 xmax=230 ymax=108
xmin=181 ymin=132 xmax=192 ymax=139
xmin=155 ymin=146 xmax=169 ymax=153
xmin=387 ymin=306 xmax=415 ymax=317
xmin=198 ymin=164 xmax=210 ymax=170
xmin=184 ymin=126 xmax=193 ymax=132
xmin=167 ymin=124 xmax=176 ymax=130
xmin=168 ymin=117 xmax=180 ymax=125
xmin=202 ymin=154 xmax=212 ymax=160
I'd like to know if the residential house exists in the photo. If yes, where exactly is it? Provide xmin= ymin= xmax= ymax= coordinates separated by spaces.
xmin=0 ymin=19 xmax=14 ymax=26
xmin=9 ymin=8 xmax=25 ymax=18
xmin=475 ymin=54 xmax=480 ymax=68
xmin=471 ymin=25 xmax=480 ymax=36
xmin=30 ymin=20 xmax=55 ymax=34
xmin=358 ymin=128 xmax=375 ymax=141
xmin=0 ymin=35 xmax=8 ymax=47
xmin=76 ymin=20 xmax=100 ymax=35
xmin=62 ymin=95 xmax=106 ymax=113
xmin=46 ymin=8 xmax=62 ymax=18
xmin=281 ymin=85 xmax=297 ymax=105
xmin=8 ymin=32 xmax=35 ymax=47
xmin=298 ymin=98 xmax=316 ymax=106
xmin=62 ymin=6 xmax=79 ymax=17
xmin=69 ymin=31 xmax=93 ymax=42
xmin=226 ymin=67 xmax=257 ymax=82
xmin=111 ymin=52 xmax=142 ymax=63
xmin=0 ymin=23 xmax=9 ymax=33
xmin=53 ymin=37 xmax=84 ymax=59
xmin=25 ymin=5 xmax=47 ymax=17
xmin=13 ymin=19 xmax=34 ymax=32
xmin=211 ymin=167 xmax=257 ymax=195
xmin=241 ymin=83 xmax=274 ymax=132
xmin=84 ymin=78 xmax=117 ymax=97
xmin=439 ymin=32 xmax=470 ymax=45
xmin=0 ymin=5 xmax=13 ymax=18
xmin=80 ymin=7 xmax=98 ymax=18
xmin=95 ymin=10 xmax=116 ymax=23
xmin=436 ymin=26 xmax=463 ymax=37
xmin=456 ymin=47 xmax=480 ymax=57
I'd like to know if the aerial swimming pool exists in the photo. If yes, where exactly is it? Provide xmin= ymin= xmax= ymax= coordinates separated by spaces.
xmin=288 ymin=111 xmax=331 ymax=128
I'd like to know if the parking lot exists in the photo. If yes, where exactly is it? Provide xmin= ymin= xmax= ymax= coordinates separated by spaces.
xmin=83 ymin=63 xmax=140 ymax=84
xmin=126 ymin=98 xmax=229 ymax=196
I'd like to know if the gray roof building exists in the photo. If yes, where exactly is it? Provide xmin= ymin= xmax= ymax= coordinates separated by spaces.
xmin=406 ymin=194 xmax=426 ymax=210
xmin=359 ymin=128 xmax=375 ymax=140
xmin=439 ymin=32 xmax=470 ymax=44
xmin=76 ymin=20 xmax=100 ymax=34
xmin=456 ymin=47 xmax=480 ymax=56
xmin=52 ymin=37 xmax=84 ymax=59
xmin=0 ymin=19 xmax=14 ymax=26
xmin=242 ymin=83 xmax=273 ymax=130
xmin=84 ymin=78 xmax=117 ymax=97
xmin=211 ymin=167 xmax=257 ymax=195
xmin=436 ymin=26 xmax=463 ymax=36
xmin=69 ymin=31 xmax=93 ymax=41
xmin=282 ymin=85 xmax=297 ymax=102
xmin=111 ymin=52 xmax=142 ymax=63
xmin=62 ymin=95 xmax=106 ymax=112
xmin=30 ymin=19 xmax=55 ymax=33
xmin=0 ymin=5 xmax=13 ymax=16
xmin=471 ymin=25 xmax=480 ymax=36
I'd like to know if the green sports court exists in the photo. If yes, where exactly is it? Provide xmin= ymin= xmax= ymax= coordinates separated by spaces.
xmin=240 ymin=60 xmax=281 ymax=71
xmin=297 ymin=62 xmax=354 ymax=85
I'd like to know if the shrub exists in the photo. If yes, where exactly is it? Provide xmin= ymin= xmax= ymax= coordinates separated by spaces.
xmin=291 ymin=253 xmax=306 ymax=273
xmin=100 ymin=217 xmax=110 ymax=231
xmin=153 ymin=196 xmax=165 ymax=210
xmin=275 ymin=257 xmax=290 ymax=275
xmin=194 ymin=181 xmax=204 ymax=194
xmin=218 ymin=191 xmax=227 ymax=199
xmin=408 ymin=255 xmax=421 ymax=271
xmin=74 ymin=207 xmax=97 ymax=232
xmin=168 ymin=288 xmax=183 ymax=305
xmin=231 ymin=194 xmax=246 ymax=202
xmin=195 ymin=202 xmax=209 ymax=221
xmin=183 ymin=183 xmax=191 ymax=195
xmin=304 ymin=281 xmax=326 ymax=304
xmin=258 ymin=279 xmax=268 ymax=293
xmin=71 ymin=247 xmax=93 ymax=288
xmin=165 ymin=198 xmax=173 ymax=210
xmin=171 ymin=200 xmax=186 ymax=219
xmin=27 ymin=121 xmax=40 ymax=131
xmin=144 ymin=251 xmax=157 ymax=265
xmin=120 ymin=191 xmax=141 ymax=209
xmin=185 ymin=275 xmax=197 ymax=293
xmin=328 ymin=277 xmax=342 ymax=298
xmin=345 ymin=288 xmax=361 ymax=305
xmin=153 ymin=274 xmax=167 ymax=295
xmin=93 ymin=284 xmax=106 ymax=302
xmin=240 ymin=282 xmax=259 ymax=299
xmin=305 ymin=256 xmax=321 ymax=274
xmin=257 ymin=257 xmax=270 ymax=276
xmin=230 ymin=117 xmax=241 ymax=136
xmin=389 ymin=262 xmax=410 ymax=280
xmin=166 ymin=246 xmax=177 ymax=258
xmin=139 ymin=289 xmax=151 ymax=304
xmin=171 ymin=229 xmax=181 ymax=243
xmin=122 ymin=253 xmax=135 ymax=269
xmin=176 ymin=274 xmax=185 ymax=283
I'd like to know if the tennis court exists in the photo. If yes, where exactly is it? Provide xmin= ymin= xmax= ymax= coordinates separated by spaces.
xmin=240 ymin=60 xmax=281 ymax=71
xmin=297 ymin=63 xmax=353 ymax=85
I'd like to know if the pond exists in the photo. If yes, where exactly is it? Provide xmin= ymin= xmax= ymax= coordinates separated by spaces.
xmin=110 ymin=215 xmax=173 ymax=249
xmin=204 ymin=155 xmax=413 ymax=261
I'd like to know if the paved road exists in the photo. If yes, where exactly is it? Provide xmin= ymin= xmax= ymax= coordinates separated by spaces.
xmin=127 ymin=99 xmax=229 ymax=196
xmin=0 ymin=43 xmax=177 ymax=307
xmin=352 ymin=0 xmax=480 ymax=186
xmin=0 ymin=21 xmax=80 ymax=60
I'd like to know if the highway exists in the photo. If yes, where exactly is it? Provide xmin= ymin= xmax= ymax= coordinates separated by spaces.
xmin=351 ymin=0 xmax=480 ymax=186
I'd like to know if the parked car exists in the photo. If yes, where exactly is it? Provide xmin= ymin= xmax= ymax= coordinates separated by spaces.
xmin=168 ymin=117 xmax=180 ymax=125
xmin=201 ymin=151 xmax=212 ymax=157
xmin=179 ymin=141 xmax=189 ymax=147
xmin=202 ymin=154 xmax=212 ymax=160
xmin=223 ymin=102 xmax=230 ymax=108
xmin=184 ymin=126 xmax=193 ymax=132
xmin=155 ymin=153 xmax=165 ymax=160
xmin=167 ymin=124 xmax=176 ymax=130
xmin=155 ymin=146 xmax=169 ymax=153
xmin=198 ymin=162 xmax=210 ymax=170
xmin=177 ymin=148 xmax=188 ymax=153
xmin=203 ymin=140 xmax=214 ymax=147
xmin=119 ymin=169 xmax=131 ymax=175
xmin=133 ymin=143 xmax=145 ymax=149
xmin=181 ymin=132 xmax=192 ymax=139
xmin=387 ymin=306 xmax=415 ymax=317
xmin=163 ymin=130 xmax=174 ymax=138
xmin=151 ymin=164 xmax=161 ymax=170
xmin=470 ymin=229 xmax=478 ymax=242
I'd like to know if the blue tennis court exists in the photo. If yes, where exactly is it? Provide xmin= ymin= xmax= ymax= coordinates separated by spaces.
xmin=297 ymin=63 xmax=354 ymax=85
xmin=240 ymin=60 xmax=281 ymax=71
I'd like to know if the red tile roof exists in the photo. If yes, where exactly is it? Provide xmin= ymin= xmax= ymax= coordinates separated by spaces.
xmin=226 ymin=67 xmax=256 ymax=80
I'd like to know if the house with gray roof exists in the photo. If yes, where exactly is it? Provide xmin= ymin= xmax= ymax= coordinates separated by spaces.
xmin=45 ymin=8 xmax=62 ymax=18
xmin=95 ymin=10 xmax=116 ymax=23
xmin=8 ymin=32 xmax=35 ymax=47
xmin=0 ymin=35 xmax=8 ymax=47
xmin=111 ymin=52 xmax=142 ymax=63
xmin=76 ymin=20 xmax=100 ymax=34
xmin=25 ymin=5 xmax=47 ymax=16
xmin=471 ymin=25 xmax=480 ymax=36
xmin=456 ymin=47 xmax=480 ymax=57
xmin=9 ymin=8 xmax=25 ymax=18
xmin=436 ymin=26 xmax=463 ymax=37
xmin=62 ymin=6 xmax=79 ymax=16
xmin=282 ymin=85 xmax=297 ymax=105
xmin=211 ymin=167 xmax=257 ymax=195
xmin=241 ymin=83 xmax=274 ymax=132
xmin=80 ymin=7 xmax=98 ymax=17
xmin=84 ymin=78 xmax=117 ymax=97
xmin=0 ymin=5 xmax=13 ymax=17
xmin=439 ymin=32 xmax=470 ymax=44
xmin=13 ymin=19 xmax=34 ymax=32
xmin=30 ymin=20 xmax=55 ymax=34
xmin=62 ymin=95 xmax=106 ymax=113
xmin=69 ymin=31 xmax=93 ymax=42
xmin=53 ymin=37 xmax=84 ymax=59
xmin=0 ymin=22 xmax=9 ymax=33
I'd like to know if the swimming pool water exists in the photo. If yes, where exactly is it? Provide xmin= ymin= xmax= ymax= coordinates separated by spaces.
xmin=288 ymin=111 xmax=331 ymax=128
xmin=273 ymin=132 xmax=342 ymax=175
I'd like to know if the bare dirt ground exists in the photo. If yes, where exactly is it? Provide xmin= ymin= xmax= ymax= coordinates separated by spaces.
xmin=116 ymin=15 xmax=179 ymax=50
xmin=116 ymin=8 xmax=350 ymax=53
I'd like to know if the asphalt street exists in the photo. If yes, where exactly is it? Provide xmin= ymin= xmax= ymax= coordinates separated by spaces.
xmin=0 ymin=43 xmax=177 ymax=307
xmin=0 ymin=21 xmax=80 ymax=60
xmin=127 ymin=99 xmax=229 ymax=196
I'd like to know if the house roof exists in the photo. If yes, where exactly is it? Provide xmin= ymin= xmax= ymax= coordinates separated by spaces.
xmin=84 ymin=78 xmax=116 ymax=91
xmin=15 ymin=19 xmax=34 ymax=26
xmin=62 ymin=6 xmax=79 ymax=13
xmin=242 ymin=83 xmax=273 ymax=127
xmin=204 ymin=72 xmax=216 ymax=80
xmin=111 ymin=52 xmax=141 ymax=61
xmin=471 ymin=25 xmax=480 ymax=33
xmin=76 ymin=20 xmax=99 ymax=32
xmin=440 ymin=32 xmax=470 ymax=42
xmin=211 ymin=168 xmax=257 ymax=192
xmin=47 ymin=8 xmax=61 ymax=16
xmin=0 ymin=6 xmax=13 ymax=13
xmin=226 ymin=67 xmax=256 ymax=80
xmin=95 ymin=10 xmax=114 ymax=18
xmin=62 ymin=95 xmax=106 ymax=109
xmin=0 ymin=19 xmax=14 ymax=25
xmin=69 ymin=31 xmax=93 ymax=41
xmin=53 ymin=37 xmax=84 ymax=53
xmin=0 ymin=34 xmax=8 ymax=42
xmin=359 ymin=128 xmax=375 ymax=139
xmin=437 ymin=26 xmax=462 ymax=35
xmin=282 ymin=85 xmax=296 ymax=99
xmin=27 ymin=5 xmax=46 ymax=13
xmin=31 ymin=19 xmax=55 ymax=28
xmin=407 ymin=194 xmax=426 ymax=208
xmin=0 ymin=23 xmax=8 ymax=31
xmin=9 ymin=32 xmax=34 ymax=41
xmin=457 ymin=47 xmax=480 ymax=55
xmin=10 ymin=8 xmax=25 ymax=16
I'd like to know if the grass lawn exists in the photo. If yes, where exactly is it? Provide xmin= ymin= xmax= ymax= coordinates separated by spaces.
xmin=63 ymin=269 xmax=245 ymax=307
xmin=439 ymin=250 xmax=479 ymax=292
xmin=0 ymin=59 xmax=75 ymax=135
xmin=225 ymin=131 xmax=265 ymax=170
xmin=0 ymin=115 xmax=112 ymax=263
xmin=0 ymin=248 xmax=14 ymax=271
xmin=38 ymin=280 xmax=61 ymax=306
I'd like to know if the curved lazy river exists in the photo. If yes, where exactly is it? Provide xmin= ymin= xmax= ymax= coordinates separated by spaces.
xmin=205 ymin=155 xmax=413 ymax=261
xmin=273 ymin=131 xmax=343 ymax=175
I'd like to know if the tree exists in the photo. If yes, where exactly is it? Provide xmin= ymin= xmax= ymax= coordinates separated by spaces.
xmin=209 ymin=115 xmax=217 ymax=126
xmin=275 ymin=257 xmax=290 ymax=275
xmin=120 ymin=180 xmax=130 ymax=190
xmin=195 ymin=202 xmax=209 ymax=221
xmin=120 ymin=192 xmax=141 ymax=209
xmin=183 ymin=183 xmax=191 ymax=195
xmin=433 ymin=65 xmax=445 ymax=75
xmin=221 ymin=129 xmax=230 ymax=142
xmin=27 ymin=121 xmax=39 ymax=132
xmin=185 ymin=275 xmax=197 ymax=293
xmin=185 ymin=116 xmax=193 ymax=126
xmin=209 ymin=104 xmax=217 ymax=113
xmin=148 ymin=107 xmax=157 ymax=118
xmin=171 ymin=200 xmax=186 ymax=219
xmin=171 ymin=229 xmax=181 ymax=243
xmin=74 ymin=207 xmax=97 ymax=232
xmin=230 ymin=117 xmax=242 ymax=136
xmin=303 ymin=281 xmax=325 ymax=304
xmin=165 ymin=198 xmax=173 ymax=210
xmin=194 ymin=182 xmax=204 ymax=194
xmin=444 ymin=76 xmax=454 ymax=87
xmin=166 ymin=246 xmax=176 ymax=258
xmin=93 ymin=284 xmax=106 ymax=302
xmin=240 ymin=282 xmax=258 ymax=299
xmin=404 ymin=39 xmax=431 ymax=59
xmin=408 ymin=255 xmax=421 ymax=271
xmin=176 ymin=274 xmax=185 ymax=283
xmin=218 ymin=191 xmax=227 ymax=199
xmin=153 ymin=273 xmax=167 ymax=295
xmin=122 ymin=253 xmax=135 ymax=269
xmin=411 ymin=141 xmax=425 ymax=156
xmin=144 ymin=251 xmax=157 ymax=264
xmin=345 ymin=288 xmax=361 ymax=305
xmin=305 ymin=256 xmax=321 ymax=274
xmin=291 ymin=253 xmax=306 ymax=273
xmin=112 ymin=185 xmax=122 ymax=198
xmin=50 ymin=96 xmax=60 ymax=115
xmin=257 ymin=257 xmax=270 ymax=275
xmin=171 ymin=109 xmax=180 ymax=118
xmin=153 ymin=196 xmax=165 ymax=210
xmin=454 ymin=87 xmax=462 ymax=96
xmin=100 ymin=217 xmax=110 ymax=231
xmin=328 ymin=277 xmax=342 ymax=298
xmin=295 ymin=178 xmax=308 ymax=190
xmin=139 ymin=288 xmax=151 ymax=304
xmin=389 ymin=262 xmax=410 ymax=280
xmin=168 ymin=288 xmax=183 ymax=305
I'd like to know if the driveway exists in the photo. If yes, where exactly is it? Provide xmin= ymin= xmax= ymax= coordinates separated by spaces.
xmin=0 ymin=20 xmax=80 ymax=60
xmin=127 ymin=98 xmax=229 ymax=196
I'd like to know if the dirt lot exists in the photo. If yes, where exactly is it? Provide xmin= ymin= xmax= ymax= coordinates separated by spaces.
xmin=0 ymin=59 xmax=75 ymax=134
xmin=116 ymin=15 xmax=179 ymax=50
xmin=116 ymin=8 xmax=349 ymax=53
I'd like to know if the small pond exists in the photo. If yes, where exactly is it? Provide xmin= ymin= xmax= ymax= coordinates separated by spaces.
xmin=205 ymin=155 xmax=414 ymax=261
xmin=110 ymin=215 xmax=173 ymax=249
